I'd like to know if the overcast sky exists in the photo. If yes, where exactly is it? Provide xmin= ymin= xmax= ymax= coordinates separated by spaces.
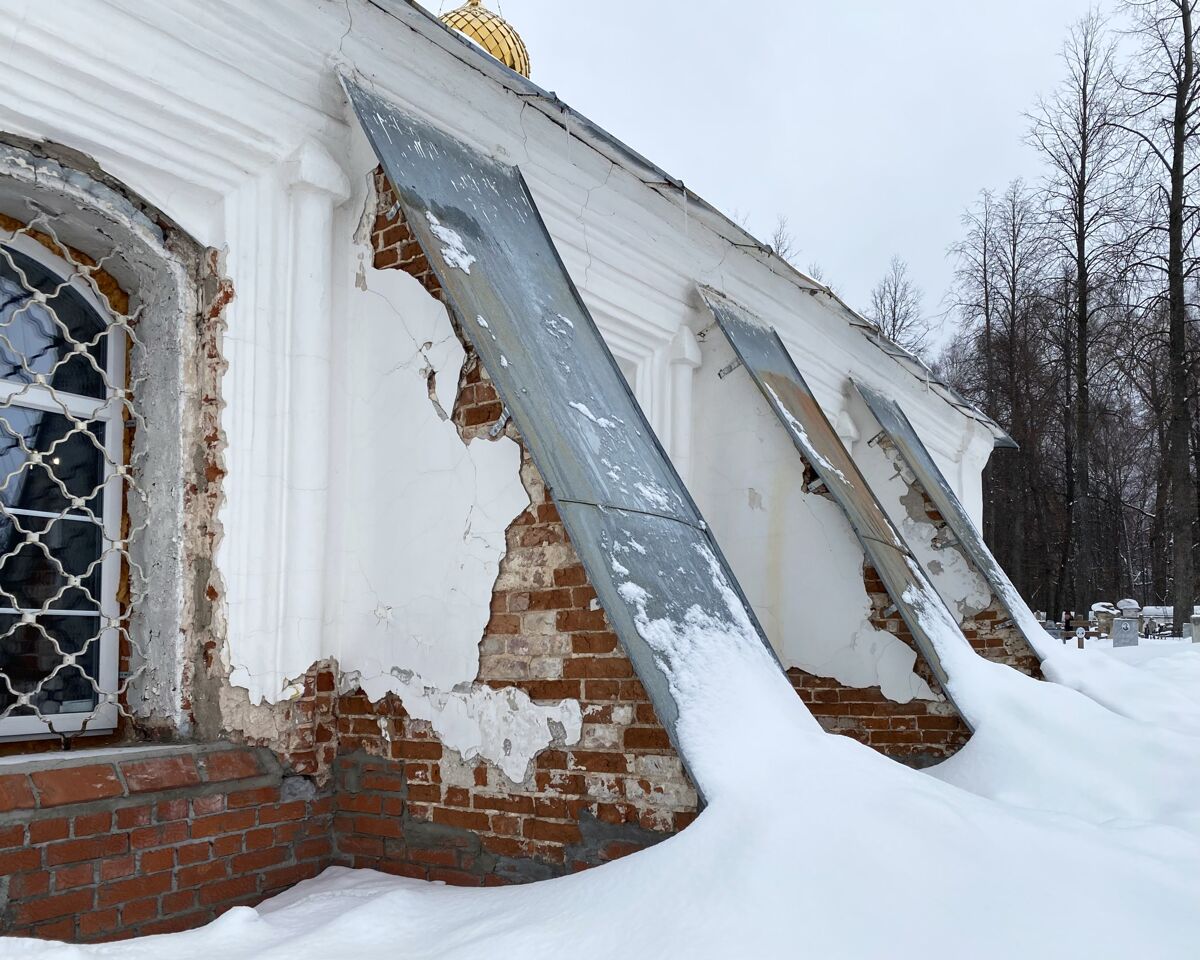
xmin=439 ymin=0 xmax=1108 ymax=347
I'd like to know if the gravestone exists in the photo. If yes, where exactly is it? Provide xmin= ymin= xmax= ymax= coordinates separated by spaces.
xmin=1111 ymin=598 xmax=1141 ymax=648
xmin=1190 ymin=615 xmax=1200 ymax=643
xmin=1092 ymin=602 xmax=1117 ymax=637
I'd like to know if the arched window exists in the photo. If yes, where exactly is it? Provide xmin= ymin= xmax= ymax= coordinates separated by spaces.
xmin=0 ymin=233 xmax=131 ymax=739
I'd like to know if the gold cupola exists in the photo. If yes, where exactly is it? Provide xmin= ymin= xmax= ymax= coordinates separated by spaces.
xmin=440 ymin=0 xmax=531 ymax=78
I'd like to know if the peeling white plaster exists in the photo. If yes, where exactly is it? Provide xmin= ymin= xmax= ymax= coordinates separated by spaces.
xmin=385 ymin=674 xmax=581 ymax=783
xmin=223 ymin=180 xmax=579 ymax=778
xmin=779 ymin=492 xmax=936 ymax=703
xmin=852 ymin=427 xmax=993 ymax=621
xmin=689 ymin=333 xmax=936 ymax=703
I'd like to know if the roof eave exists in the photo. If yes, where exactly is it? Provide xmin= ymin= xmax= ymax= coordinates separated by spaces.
xmin=374 ymin=1 xmax=1008 ymax=443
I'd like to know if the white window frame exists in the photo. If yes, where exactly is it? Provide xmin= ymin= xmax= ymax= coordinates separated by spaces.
xmin=0 ymin=232 xmax=126 ymax=739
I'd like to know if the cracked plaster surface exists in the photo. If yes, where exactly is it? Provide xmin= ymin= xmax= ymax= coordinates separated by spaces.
xmin=223 ymin=209 xmax=580 ymax=780
xmin=859 ymin=442 xmax=992 ymax=621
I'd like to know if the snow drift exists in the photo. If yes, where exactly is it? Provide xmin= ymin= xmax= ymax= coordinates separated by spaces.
xmin=9 ymin=563 xmax=1200 ymax=959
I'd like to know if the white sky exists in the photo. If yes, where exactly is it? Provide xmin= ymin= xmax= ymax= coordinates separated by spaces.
xmin=441 ymin=0 xmax=1103 ymax=345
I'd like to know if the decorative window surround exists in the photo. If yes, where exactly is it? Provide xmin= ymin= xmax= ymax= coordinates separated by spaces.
xmin=0 ymin=140 xmax=206 ymax=736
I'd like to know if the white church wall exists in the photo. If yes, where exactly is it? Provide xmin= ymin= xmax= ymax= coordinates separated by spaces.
xmin=0 ymin=0 xmax=991 ymax=729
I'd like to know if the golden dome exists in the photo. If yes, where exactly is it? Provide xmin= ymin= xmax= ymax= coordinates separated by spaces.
xmin=440 ymin=0 xmax=531 ymax=78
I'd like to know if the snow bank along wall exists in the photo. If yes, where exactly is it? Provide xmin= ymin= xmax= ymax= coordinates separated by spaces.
xmin=0 ymin=0 xmax=1021 ymax=943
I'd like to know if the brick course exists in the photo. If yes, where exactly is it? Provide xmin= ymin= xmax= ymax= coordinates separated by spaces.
xmin=0 ymin=745 xmax=331 ymax=943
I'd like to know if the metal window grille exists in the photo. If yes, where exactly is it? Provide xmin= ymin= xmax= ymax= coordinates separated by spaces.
xmin=0 ymin=209 xmax=147 ymax=744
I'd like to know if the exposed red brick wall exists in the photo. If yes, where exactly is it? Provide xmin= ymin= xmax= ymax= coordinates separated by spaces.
xmin=0 ymin=745 xmax=332 ymax=943
xmin=371 ymin=171 xmax=442 ymax=297
xmin=226 ymin=660 xmax=342 ymax=780
xmin=789 ymin=563 xmax=970 ymax=765
xmin=882 ymin=440 xmax=1040 ymax=677
xmin=325 ymin=444 xmax=698 ymax=881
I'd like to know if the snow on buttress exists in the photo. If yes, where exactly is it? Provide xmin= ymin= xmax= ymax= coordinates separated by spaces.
xmin=21 ymin=534 xmax=1200 ymax=958
xmin=424 ymin=211 xmax=475 ymax=273
xmin=568 ymin=399 xmax=615 ymax=429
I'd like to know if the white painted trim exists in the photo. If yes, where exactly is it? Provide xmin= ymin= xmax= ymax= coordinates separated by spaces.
xmin=668 ymin=326 xmax=702 ymax=484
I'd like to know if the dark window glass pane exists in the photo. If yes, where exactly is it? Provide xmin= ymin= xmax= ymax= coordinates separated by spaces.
xmin=0 ymin=514 xmax=102 ymax=611
xmin=0 ymin=410 xmax=105 ymax=516
xmin=0 ymin=245 xmax=109 ymax=400
xmin=0 ymin=614 xmax=101 ymax=717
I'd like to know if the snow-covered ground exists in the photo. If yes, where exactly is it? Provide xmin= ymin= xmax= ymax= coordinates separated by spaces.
xmin=10 ymin=592 xmax=1200 ymax=958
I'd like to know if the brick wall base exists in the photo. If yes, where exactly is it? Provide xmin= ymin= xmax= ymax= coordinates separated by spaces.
xmin=0 ymin=745 xmax=332 ymax=942
xmin=330 ymin=752 xmax=678 ymax=885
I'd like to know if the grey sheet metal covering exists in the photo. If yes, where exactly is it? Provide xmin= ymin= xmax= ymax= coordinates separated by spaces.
xmin=698 ymin=286 xmax=965 ymax=713
xmin=344 ymin=78 xmax=780 ymax=776
xmin=854 ymin=381 xmax=1044 ymax=661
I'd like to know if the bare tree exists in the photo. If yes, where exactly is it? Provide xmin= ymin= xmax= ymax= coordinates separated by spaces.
xmin=1028 ymin=11 xmax=1128 ymax=610
xmin=867 ymin=256 xmax=930 ymax=354
xmin=1118 ymin=0 xmax=1200 ymax=636
xmin=770 ymin=214 xmax=799 ymax=265
xmin=938 ymin=7 xmax=1199 ymax=622
xmin=995 ymin=180 xmax=1051 ymax=591
xmin=950 ymin=190 xmax=1000 ymax=419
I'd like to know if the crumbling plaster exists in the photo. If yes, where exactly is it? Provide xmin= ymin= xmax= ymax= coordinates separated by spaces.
xmin=846 ymin=391 xmax=994 ymax=623
xmin=219 ymin=143 xmax=581 ymax=781
xmin=203 ymin=137 xmax=590 ymax=780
